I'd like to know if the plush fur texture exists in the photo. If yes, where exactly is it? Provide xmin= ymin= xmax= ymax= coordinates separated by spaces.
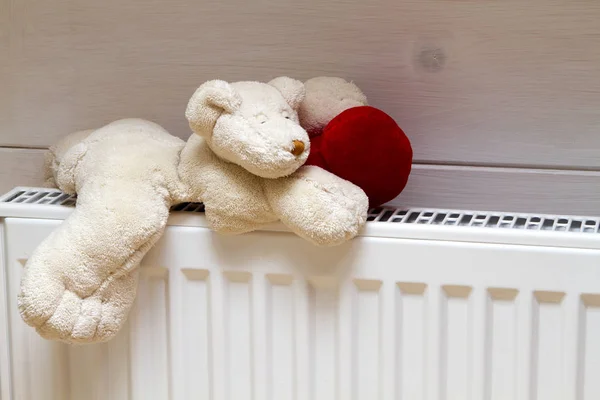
xmin=298 ymin=76 xmax=367 ymax=137
xmin=19 ymin=77 xmax=368 ymax=344
xmin=299 ymin=76 xmax=413 ymax=207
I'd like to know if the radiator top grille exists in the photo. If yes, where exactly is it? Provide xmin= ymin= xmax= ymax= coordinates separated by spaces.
xmin=2 ymin=187 xmax=599 ymax=234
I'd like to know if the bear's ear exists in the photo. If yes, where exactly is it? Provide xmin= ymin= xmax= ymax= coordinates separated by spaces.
xmin=185 ymin=80 xmax=242 ymax=136
xmin=268 ymin=76 xmax=305 ymax=110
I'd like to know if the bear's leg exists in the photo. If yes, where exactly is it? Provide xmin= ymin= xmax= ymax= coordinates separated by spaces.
xmin=44 ymin=129 xmax=96 ymax=190
xmin=18 ymin=181 xmax=170 ymax=344
xmin=263 ymin=165 xmax=369 ymax=246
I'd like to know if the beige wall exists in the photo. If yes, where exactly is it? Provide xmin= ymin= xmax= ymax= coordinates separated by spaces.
xmin=2 ymin=0 xmax=600 ymax=214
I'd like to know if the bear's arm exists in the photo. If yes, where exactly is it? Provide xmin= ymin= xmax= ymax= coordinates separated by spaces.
xmin=177 ymin=135 xmax=278 ymax=234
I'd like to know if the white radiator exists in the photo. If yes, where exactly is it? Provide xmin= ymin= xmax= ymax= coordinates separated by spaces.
xmin=1 ymin=187 xmax=600 ymax=400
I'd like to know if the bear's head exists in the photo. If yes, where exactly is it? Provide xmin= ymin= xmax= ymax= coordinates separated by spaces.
xmin=298 ymin=76 xmax=368 ymax=137
xmin=185 ymin=77 xmax=310 ymax=179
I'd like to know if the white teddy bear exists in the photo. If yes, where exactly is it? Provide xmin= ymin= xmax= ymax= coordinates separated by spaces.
xmin=19 ymin=77 xmax=368 ymax=344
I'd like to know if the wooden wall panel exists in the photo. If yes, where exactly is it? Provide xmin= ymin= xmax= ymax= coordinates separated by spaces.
xmin=392 ymin=164 xmax=600 ymax=216
xmin=2 ymin=149 xmax=600 ymax=217
xmin=0 ymin=149 xmax=46 ymax=194
xmin=1 ymin=0 xmax=600 ymax=169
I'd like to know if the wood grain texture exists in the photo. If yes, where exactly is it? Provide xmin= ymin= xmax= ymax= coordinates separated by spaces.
xmin=391 ymin=164 xmax=600 ymax=216
xmin=2 ymin=148 xmax=599 ymax=216
xmin=0 ymin=148 xmax=46 ymax=194
xmin=1 ymin=0 xmax=600 ymax=168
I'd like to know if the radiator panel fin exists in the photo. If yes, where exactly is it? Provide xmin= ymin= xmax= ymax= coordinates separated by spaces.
xmin=397 ymin=282 xmax=428 ymax=399
xmin=223 ymin=271 xmax=253 ymax=400
xmin=352 ymin=279 xmax=383 ymax=400
xmin=266 ymin=275 xmax=295 ymax=400
xmin=487 ymin=288 xmax=519 ymax=400
xmin=130 ymin=266 xmax=170 ymax=400
xmin=169 ymin=268 xmax=211 ymax=399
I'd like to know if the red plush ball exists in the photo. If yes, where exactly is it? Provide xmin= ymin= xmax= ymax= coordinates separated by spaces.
xmin=306 ymin=106 xmax=413 ymax=208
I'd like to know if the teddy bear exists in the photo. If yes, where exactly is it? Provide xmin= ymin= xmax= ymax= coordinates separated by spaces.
xmin=298 ymin=76 xmax=413 ymax=207
xmin=19 ymin=77 xmax=368 ymax=344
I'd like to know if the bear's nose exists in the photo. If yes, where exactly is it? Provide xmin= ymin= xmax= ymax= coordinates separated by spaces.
xmin=290 ymin=140 xmax=305 ymax=156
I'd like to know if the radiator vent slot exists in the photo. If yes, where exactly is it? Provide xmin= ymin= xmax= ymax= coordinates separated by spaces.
xmin=367 ymin=208 xmax=600 ymax=233
xmin=2 ymin=187 xmax=600 ymax=234
xmin=2 ymin=189 xmax=75 ymax=206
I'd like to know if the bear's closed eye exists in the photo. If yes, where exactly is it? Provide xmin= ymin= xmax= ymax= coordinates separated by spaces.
xmin=255 ymin=113 xmax=268 ymax=124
